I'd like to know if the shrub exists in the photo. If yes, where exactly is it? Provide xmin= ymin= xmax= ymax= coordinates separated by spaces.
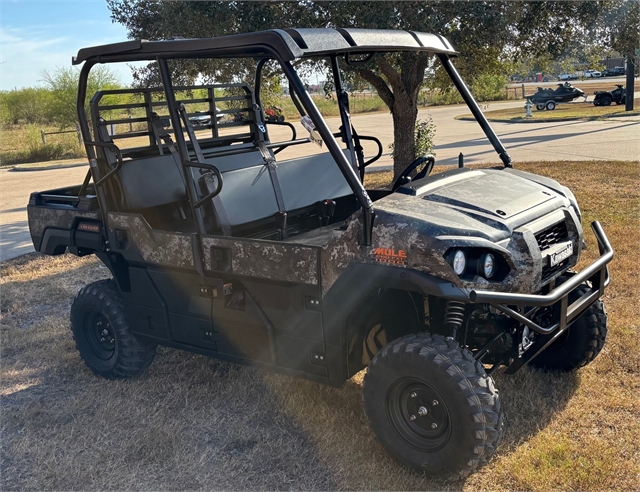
xmin=388 ymin=115 xmax=436 ymax=160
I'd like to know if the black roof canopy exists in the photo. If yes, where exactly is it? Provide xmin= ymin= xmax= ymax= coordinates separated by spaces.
xmin=73 ymin=28 xmax=457 ymax=65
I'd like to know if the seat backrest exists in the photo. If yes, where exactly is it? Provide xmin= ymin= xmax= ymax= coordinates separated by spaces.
xmin=200 ymin=148 xmax=353 ymax=235
xmin=214 ymin=164 xmax=280 ymax=226
xmin=119 ymin=154 xmax=188 ymax=210
xmin=276 ymin=152 xmax=352 ymax=211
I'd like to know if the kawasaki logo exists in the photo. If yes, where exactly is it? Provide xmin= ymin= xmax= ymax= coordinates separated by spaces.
xmin=550 ymin=242 xmax=574 ymax=267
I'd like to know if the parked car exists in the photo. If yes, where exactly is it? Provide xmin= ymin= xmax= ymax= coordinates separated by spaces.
xmin=558 ymin=73 xmax=578 ymax=81
xmin=584 ymin=69 xmax=601 ymax=78
xmin=603 ymin=67 xmax=625 ymax=77
xmin=188 ymin=108 xmax=225 ymax=127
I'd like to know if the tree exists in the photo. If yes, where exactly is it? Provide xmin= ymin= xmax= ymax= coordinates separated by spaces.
xmin=108 ymin=0 xmax=612 ymax=176
xmin=42 ymin=66 xmax=121 ymax=128
xmin=0 ymin=88 xmax=53 ymax=126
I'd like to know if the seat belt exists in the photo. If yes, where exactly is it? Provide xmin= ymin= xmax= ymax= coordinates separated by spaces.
xmin=255 ymin=140 xmax=288 ymax=239
xmin=153 ymin=109 xmax=232 ymax=236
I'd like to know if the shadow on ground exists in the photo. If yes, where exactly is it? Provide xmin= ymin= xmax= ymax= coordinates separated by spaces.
xmin=0 ymin=254 xmax=579 ymax=490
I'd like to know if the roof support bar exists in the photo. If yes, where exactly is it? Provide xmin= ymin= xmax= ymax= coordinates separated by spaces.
xmin=279 ymin=59 xmax=374 ymax=245
xmin=330 ymin=55 xmax=358 ymax=176
xmin=158 ymin=57 xmax=208 ymax=279
xmin=438 ymin=54 xmax=512 ymax=168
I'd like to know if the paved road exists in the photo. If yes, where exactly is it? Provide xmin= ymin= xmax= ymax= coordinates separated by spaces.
xmin=1 ymin=99 xmax=638 ymax=261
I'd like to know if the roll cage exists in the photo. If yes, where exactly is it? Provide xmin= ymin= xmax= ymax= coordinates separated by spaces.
xmin=74 ymin=28 xmax=511 ymax=252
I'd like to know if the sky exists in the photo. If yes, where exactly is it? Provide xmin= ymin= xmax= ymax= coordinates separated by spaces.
xmin=1 ymin=0 xmax=138 ymax=90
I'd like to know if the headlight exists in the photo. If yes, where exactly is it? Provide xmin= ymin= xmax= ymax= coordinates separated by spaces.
xmin=452 ymin=250 xmax=466 ymax=275
xmin=481 ymin=253 xmax=496 ymax=279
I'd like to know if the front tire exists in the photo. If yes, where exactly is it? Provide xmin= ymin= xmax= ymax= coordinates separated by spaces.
xmin=70 ymin=279 xmax=157 ymax=379
xmin=363 ymin=334 xmax=503 ymax=480
xmin=545 ymin=100 xmax=556 ymax=110
xmin=530 ymin=283 xmax=608 ymax=371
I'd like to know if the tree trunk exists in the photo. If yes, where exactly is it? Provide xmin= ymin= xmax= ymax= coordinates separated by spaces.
xmin=391 ymin=101 xmax=418 ymax=177
xmin=358 ymin=54 xmax=427 ymax=179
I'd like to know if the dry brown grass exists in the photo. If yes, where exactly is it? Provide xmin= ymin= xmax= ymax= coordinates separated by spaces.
xmin=1 ymin=160 xmax=639 ymax=490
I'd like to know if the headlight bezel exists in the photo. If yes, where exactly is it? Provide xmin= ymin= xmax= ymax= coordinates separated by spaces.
xmin=445 ymin=247 xmax=509 ymax=282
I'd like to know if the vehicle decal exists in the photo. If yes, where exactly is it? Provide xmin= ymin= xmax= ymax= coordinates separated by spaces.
xmin=371 ymin=247 xmax=408 ymax=266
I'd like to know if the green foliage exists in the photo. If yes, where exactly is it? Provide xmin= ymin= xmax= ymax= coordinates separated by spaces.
xmin=470 ymin=74 xmax=509 ymax=102
xmin=42 ymin=66 xmax=121 ymax=128
xmin=389 ymin=116 xmax=436 ymax=160
xmin=0 ymin=88 xmax=54 ymax=125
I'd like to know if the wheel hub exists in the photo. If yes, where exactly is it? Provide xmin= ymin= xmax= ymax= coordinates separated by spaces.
xmin=84 ymin=312 xmax=115 ymax=360
xmin=387 ymin=378 xmax=451 ymax=451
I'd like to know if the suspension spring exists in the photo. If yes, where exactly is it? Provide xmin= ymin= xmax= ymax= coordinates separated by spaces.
xmin=444 ymin=301 xmax=466 ymax=339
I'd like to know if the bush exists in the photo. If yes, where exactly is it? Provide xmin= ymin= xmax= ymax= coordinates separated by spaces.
xmin=0 ymin=88 xmax=54 ymax=126
xmin=388 ymin=115 xmax=436 ymax=160
xmin=470 ymin=74 xmax=509 ymax=102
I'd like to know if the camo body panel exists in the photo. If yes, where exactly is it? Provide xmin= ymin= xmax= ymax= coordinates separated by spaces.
xmin=108 ymin=213 xmax=194 ymax=268
xmin=315 ymin=194 xmax=582 ymax=297
xmin=28 ymin=207 xmax=99 ymax=239
xmin=201 ymin=236 xmax=319 ymax=285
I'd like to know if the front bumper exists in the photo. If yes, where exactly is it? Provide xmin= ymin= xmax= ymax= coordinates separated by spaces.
xmin=468 ymin=221 xmax=613 ymax=372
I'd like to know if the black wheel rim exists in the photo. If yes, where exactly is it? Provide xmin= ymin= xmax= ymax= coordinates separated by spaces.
xmin=83 ymin=311 xmax=115 ymax=360
xmin=386 ymin=378 xmax=451 ymax=451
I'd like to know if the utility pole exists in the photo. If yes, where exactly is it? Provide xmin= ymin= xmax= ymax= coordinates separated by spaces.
xmin=625 ymin=55 xmax=635 ymax=111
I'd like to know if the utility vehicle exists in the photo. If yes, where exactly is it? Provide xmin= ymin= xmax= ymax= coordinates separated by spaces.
xmin=27 ymin=28 xmax=612 ymax=480
xmin=593 ymin=84 xmax=626 ymax=106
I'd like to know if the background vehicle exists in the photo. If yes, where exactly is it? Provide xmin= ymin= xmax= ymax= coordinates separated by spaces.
xmin=584 ymin=69 xmax=601 ymax=78
xmin=188 ymin=108 xmax=225 ymax=127
xmin=264 ymin=105 xmax=285 ymax=122
xmin=558 ymin=73 xmax=578 ymax=80
xmin=527 ymin=82 xmax=586 ymax=110
xmin=603 ymin=67 xmax=625 ymax=77
xmin=27 ymin=29 xmax=612 ymax=480
xmin=593 ymin=84 xmax=626 ymax=106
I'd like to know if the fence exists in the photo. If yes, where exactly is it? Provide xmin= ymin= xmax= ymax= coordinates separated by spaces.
xmin=41 ymin=124 xmax=83 ymax=145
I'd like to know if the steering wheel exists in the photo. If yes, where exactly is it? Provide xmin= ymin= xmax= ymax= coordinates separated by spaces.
xmin=391 ymin=154 xmax=435 ymax=192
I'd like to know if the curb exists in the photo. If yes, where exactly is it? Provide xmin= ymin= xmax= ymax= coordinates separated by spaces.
xmin=10 ymin=162 xmax=89 ymax=172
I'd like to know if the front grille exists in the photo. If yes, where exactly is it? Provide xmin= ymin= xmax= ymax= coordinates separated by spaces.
xmin=535 ymin=220 xmax=571 ymax=283
xmin=541 ymin=258 xmax=570 ymax=283
xmin=535 ymin=221 xmax=569 ymax=252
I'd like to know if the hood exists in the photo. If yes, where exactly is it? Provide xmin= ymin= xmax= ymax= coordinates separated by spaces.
xmin=386 ymin=167 xmax=570 ymax=240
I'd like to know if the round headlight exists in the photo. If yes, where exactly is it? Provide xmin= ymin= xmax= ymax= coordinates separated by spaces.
xmin=482 ymin=253 xmax=496 ymax=279
xmin=452 ymin=250 xmax=466 ymax=275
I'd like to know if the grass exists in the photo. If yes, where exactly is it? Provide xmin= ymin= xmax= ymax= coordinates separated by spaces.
xmin=0 ymin=125 xmax=85 ymax=167
xmin=457 ymin=99 xmax=640 ymax=122
xmin=1 ymin=160 xmax=639 ymax=490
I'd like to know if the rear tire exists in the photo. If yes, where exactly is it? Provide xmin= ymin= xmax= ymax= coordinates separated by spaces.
xmin=600 ymin=95 xmax=612 ymax=106
xmin=70 ymin=279 xmax=157 ymax=379
xmin=536 ymin=103 xmax=545 ymax=111
xmin=363 ymin=333 xmax=503 ymax=480
xmin=530 ymin=283 xmax=607 ymax=371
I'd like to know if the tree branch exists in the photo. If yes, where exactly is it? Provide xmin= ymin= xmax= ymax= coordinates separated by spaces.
xmin=357 ymin=69 xmax=394 ymax=109
xmin=376 ymin=56 xmax=403 ymax=91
